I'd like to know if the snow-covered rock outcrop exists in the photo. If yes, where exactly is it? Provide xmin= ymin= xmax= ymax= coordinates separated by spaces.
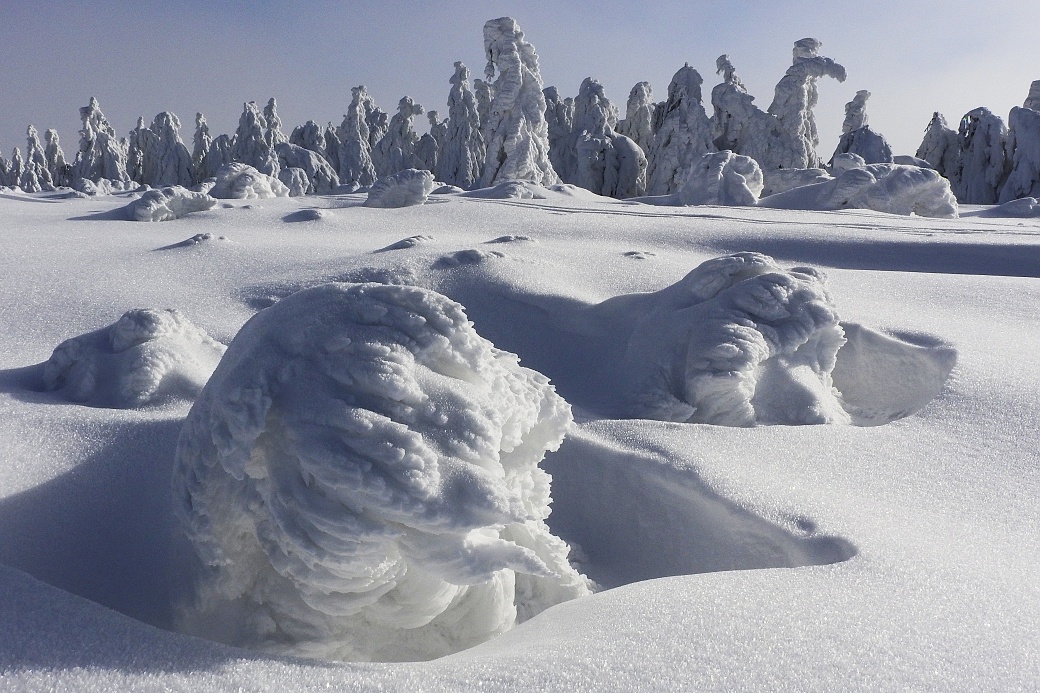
xmin=998 ymin=105 xmax=1040 ymax=203
xmin=124 ymin=186 xmax=216 ymax=221
xmin=364 ymin=168 xmax=435 ymax=208
xmin=437 ymin=62 xmax=485 ymax=189
xmin=479 ymin=17 xmax=558 ymax=187
xmin=646 ymin=64 xmax=715 ymax=195
xmin=43 ymin=308 xmax=225 ymax=408
xmin=172 ymin=282 xmax=590 ymax=661
xmin=759 ymin=163 xmax=958 ymax=217
xmin=831 ymin=90 xmax=893 ymax=164
xmin=207 ymin=163 xmax=290 ymax=199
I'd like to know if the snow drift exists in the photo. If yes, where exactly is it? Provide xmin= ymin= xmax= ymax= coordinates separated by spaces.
xmin=42 ymin=308 xmax=226 ymax=408
xmin=364 ymin=168 xmax=436 ymax=208
xmin=124 ymin=186 xmax=216 ymax=222
xmin=172 ymin=282 xmax=590 ymax=662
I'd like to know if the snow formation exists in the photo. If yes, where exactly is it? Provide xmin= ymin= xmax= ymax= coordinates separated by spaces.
xmin=953 ymin=107 xmax=1007 ymax=204
xmin=139 ymin=112 xmax=195 ymax=188
xmin=124 ymin=186 xmax=216 ymax=222
xmin=172 ymin=282 xmax=589 ymax=661
xmin=44 ymin=128 xmax=71 ymax=188
xmin=437 ymin=62 xmax=485 ymax=189
xmin=676 ymin=150 xmax=763 ymax=205
xmin=915 ymin=112 xmax=960 ymax=179
xmin=617 ymin=82 xmax=654 ymax=154
xmin=336 ymin=86 xmax=380 ymax=189
xmin=275 ymin=142 xmax=340 ymax=194
xmin=563 ymin=78 xmax=646 ymax=198
xmin=207 ymin=163 xmax=290 ymax=199
xmin=72 ymin=97 xmax=129 ymax=188
xmin=479 ymin=17 xmax=558 ymax=187
xmin=43 ymin=308 xmax=226 ymax=408
xmin=230 ymin=102 xmax=279 ymax=177
xmin=373 ymin=97 xmax=424 ymax=178
xmin=998 ymin=105 xmax=1040 ymax=203
xmin=831 ymin=91 xmax=893 ymax=164
xmin=364 ymin=168 xmax=436 ymax=208
xmin=19 ymin=126 xmax=53 ymax=192
xmin=646 ymin=64 xmax=715 ymax=195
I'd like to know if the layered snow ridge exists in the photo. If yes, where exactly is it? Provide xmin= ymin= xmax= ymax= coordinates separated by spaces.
xmin=43 ymin=308 xmax=226 ymax=408
xmin=172 ymin=282 xmax=589 ymax=662
xmin=124 ymin=186 xmax=216 ymax=221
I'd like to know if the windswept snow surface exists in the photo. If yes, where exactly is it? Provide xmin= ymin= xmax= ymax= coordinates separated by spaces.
xmin=0 ymin=186 xmax=1038 ymax=691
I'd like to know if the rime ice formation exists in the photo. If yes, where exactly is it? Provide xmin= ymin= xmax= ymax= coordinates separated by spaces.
xmin=172 ymin=282 xmax=589 ymax=661
xmin=72 ymin=97 xmax=129 ymax=187
xmin=373 ymin=97 xmax=424 ymax=178
xmin=278 ymin=167 xmax=309 ymax=197
xmin=543 ymin=86 xmax=574 ymax=179
xmin=208 ymin=163 xmax=290 ymax=199
xmin=677 ymin=150 xmax=763 ymax=205
xmin=710 ymin=55 xmax=783 ymax=171
xmin=1025 ymin=80 xmax=1040 ymax=111
xmin=592 ymin=253 xmax=849 ymax=425
xmin=290 ymin=121 xmax=332 ymax=163
xmin=44 ymin=129 xmax=71 ymax=188
xmin=479 ymin=17 xmax=558 ymax=187
xmin=831 ymin=91 xmax=893 ymax=165
xmin=759 ymin=163 xmax=958 ymax=218
xmin=767 ymin=39 xmax=847 ymax=169
xmin=915 ymin=112 xmax=960 ymax=179
xmin=231 ymin=102 xmax=279 ymax=177
xmin=617 ymin=82 xmax=654 ymax=154
xmin=336 ymin=86 xmax=379 ymax=189
xmin=437 ymin=62 xmax=485 ymax=189
xmin=953 ymin=107 xmax=1007 ymax=204
xmin=364 ymin=168 xmax=436 ymax=208
xmin=998 ymin=106 xmax=1040 ymax=203
xmin=19 ymin=126 xmax=53 ymax=192
xmin=140 ymin=112 xmax=195 ymax=188
xmin=192 ymin=113 xmax=213 ymax=183
xmin=43 ymin=308 xmax=225 ymax=408
xmin=124 ymin=186 xmax=217 ymax=222
xmin=646 ymin=65 xmax=715 ymax=195
xmin=275 ymin=142 xmax=340 ymax=194
xmin=263 ymin=98 xmax=288 ymax=147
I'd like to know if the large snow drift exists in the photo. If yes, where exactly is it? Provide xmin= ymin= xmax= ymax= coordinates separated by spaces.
xmin=43 ymin=308 xmax=226 ymax=408
xmin=172 ymin=282 xmax=590 ymax=662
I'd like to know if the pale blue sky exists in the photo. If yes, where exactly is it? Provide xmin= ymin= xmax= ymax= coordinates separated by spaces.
xmin=1 ymin=1 xmax=1035 ymax=163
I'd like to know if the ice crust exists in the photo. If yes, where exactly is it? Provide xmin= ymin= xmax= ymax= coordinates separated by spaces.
xmin=172 ymin=282 xmax=589 ymax=661
xmin=124 ymin=186 xmax=217 ymax=221
xmin=365 ymin=168 xmax=436 ymax=208
xmin=43 ymin=308 xmax=226 ymax=408
xmin=208 ymin=163 xmax=290 ymax=199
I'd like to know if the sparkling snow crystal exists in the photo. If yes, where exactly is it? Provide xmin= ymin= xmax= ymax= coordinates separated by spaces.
xmin=172 ymin=282 xmax=589 ymax=662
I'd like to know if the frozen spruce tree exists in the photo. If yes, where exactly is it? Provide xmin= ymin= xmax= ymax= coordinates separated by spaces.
xmin=140 ymin=112 xmax=194 ymax=188
xmin=954 ymin=107 xmax=1008 ymax=204
xmin=335 ymin=86 xmax=379 ymax=189
xmin=479 ymin=17 xmax=558 ymax=187
xmin=567 ymin=77 xmax=646 ymax=198
xmin=72 ymin=97 xmax=129 ymax=187
xmin=372 ymin=96 xmax=424 ymax=177
xmin=999 ymin=104 xmax=1040 ymax=203
xmin=263 ymin=98 xmax=288 ymax=147
xmin=1024 ymin=80 xmax=1040 ymax=111
xmin=414 ymin=111 xmax=445 ymax=173
xmin=7 ymin=149 xmax=24 ymax=188
xmin=0 ymin=155 xmax=12 ymax=188
xmin=231 ymin=101 xmax=279 ymax=177
xmin=767 ymin=39 xmax=847 ymax=170
xmin=474 ymin=78 xmax=494 ymax=130
xmin=711 ymin=55 xmax=780 ymax=170
xmin=646 ymin=64 xmax=715 ymax=195
xmin=20 ymin=126 xmax=54 ymax=192
xmin=617 ymin=81 xmax=655 ymax=154
xmin=191 ymin=113 xmax=213 ymax=183
xmin=275 ymin=142 xmax=340 ymax=194
xmin=831 ymin=90 xmax=893 ymax=165
xmin=916 ymin=112 xmax=960 ymax=179
xmin=44 ymin=129 xmax=71 ymax=188
xmin=543 ymin=86 xmax=575 ymax=180
xmin=437 ymin=62 xmax=485 ymax=188
xmin=127 ymin=118 xmax=149 ymax=183
xmin=290 ymin=121 xmax=331 ymax=163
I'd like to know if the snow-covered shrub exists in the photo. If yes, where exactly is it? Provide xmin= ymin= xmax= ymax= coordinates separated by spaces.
xmin=479 ymin=17 xmax=558 ymax=186
xmin=646 ymin=64 xmax=715 ymax=195
xmin=43 ymin=308 xmax=225 ymax=408
xmin=676 ymin=150 xmax=763 ymax=205
xmin=364 ymin=168 xmax=435 ymax=208
xmin=208 ymin=163 xmax=289 ymax=199
xmin=124 ymin=186 xmax=216 ymax=221
xmin=759 ymin=163 xmax=958 ymax=218
xmin=998 ymin=106 xmax=1040 ymax=203
xmin=172 ymin=282 xmax=590 ymax=661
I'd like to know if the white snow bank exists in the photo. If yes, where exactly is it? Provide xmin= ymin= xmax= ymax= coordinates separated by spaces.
xmin=759 ymin=163 xmax=958 ymax=218
xmin=207 ymin=163 xmax=289 ymax=200
xmin=364 ymin=168 xmax=435 ymax=208
xmin=123 ymin=186 xmax=216 ymax=222
xmin=42 ymin=308 xmax=226 ymax=408
xmin=459 ymin=180 xmax=615 ymax=202
xmin=973 ymin=196 xmax=1040 ymax=218
xmin=172 ymin=282 xmax=590 ymax=662
xmin=762 ymin=167 xmax=833 ymax=197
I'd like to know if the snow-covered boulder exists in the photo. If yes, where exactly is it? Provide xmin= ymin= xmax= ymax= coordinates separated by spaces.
xmin=208 ymin=163 xmax=289 ymax=199
xmin=124 ymin=186 xmax=216 ymax=221
xmin=646 ymin=64 xmax=715 ymax=195
xmin=43 ymin=308 xmax=225 ymax=408
xmin=364 ymin=168 xmax=435 ymax=208
xmin=998 ymin=106 xmax=1040 ymax=203
xmin=759 ymin=163 xmax=958 ymax=218
xmin=479 ymin=17 xmax=558 ymax=187
xmin=172 ymin=282 xmax=590 ymax=661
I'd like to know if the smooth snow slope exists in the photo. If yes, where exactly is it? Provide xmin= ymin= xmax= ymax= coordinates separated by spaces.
xmin=0 ymin=188 xmax=1038 ymax=691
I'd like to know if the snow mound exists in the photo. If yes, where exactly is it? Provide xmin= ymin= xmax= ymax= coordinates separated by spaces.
xmin=460 ymin=180 xmax=547 ymax=199
xmin=761 ymin=167 xmax=833 ymax=197
xmin=155 ymin=232 xmax=230 ymax=250
xmin=364 ymin=168 xmax=435 ymax=208
xmin=677 ymin=150 xmax=763 ymax=205
xmin=434 ymin=249 xmax=506 ymax=268
xmin=42 ymin=308 xmax=226 ymax=408
xmin=207 ymin=163 xmax=290 ymax=200
xmin=282 ymin=208 xmax=328 ymax=223
xmin=759 ymin=164 xmax=958 ymax=218
xmin=172 ymin=282 xmax=590 ymax=662
xmin=378 ymin=234 xmax=435 ymax=251
xmin=124 ymin=186 xmax=216 ymax=222
xmin=977 ymin=196 xmax=1040 ymax=217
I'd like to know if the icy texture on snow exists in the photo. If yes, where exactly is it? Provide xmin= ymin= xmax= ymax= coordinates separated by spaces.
xmin=275 ymin=142 xmax=340 ymax=194
xmin=172 ymin=282 xmax=589 ymax=661
xmin=646 ymin=65 xmax=715 ymax=195
xmin=438 ymin=62 xmax=485 ymax=189
xmin=617 ymin=82 xmax=655 ymax=154
xmin=231 ymin=102 xmax=279 ymax=177
xmin=915 ymin=112 xmax=960 ymax=179
xmin=954 ymin=107 xmax=1007 ymax=204
xmin=479 ymin=17 xmax=558 ymax=187
xmin=72 ymin=97 xmax=129 ymax=187
xmin=124 ymin=186 xmax=216 ymax=222
xmin=1025 ymin=80 xmax=1040 ymax=111
xmin=373 ymin=97 xmax=424 ymax=178
xmin=140 ymin=112 xmax=195 ymax=188
xmin=208 ymin=163 xmax=289 ymax=199
xmin=998 ymin=106 xmax=1040 ymax=203
xmin=364 ymin=168 xmax=435 ymax=208
xmin=677 ymin=150 xmax=762 ymax=205
xmin=759 ymin=163 xmax=958 ymax=217
xmin=43 ymin=308 xmax=225 ymax=408
xmin=336 ymin=86 xmax=379 ymax=189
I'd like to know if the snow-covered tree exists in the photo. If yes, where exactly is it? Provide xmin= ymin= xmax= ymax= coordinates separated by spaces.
xmin=275 ymin=142 xmax=340 ymax=194
xmin=0 ymin=154 xmax=12 ymax=188
xmin=126 ymin=117 xmax=148 ymax=183
xmin=1024 ymin=80 xmax=1040 ymax=112
xmin=831 ymin=90 xmax=893 ymax=165
xmin=263 ymin=97 xmax=288 ymax=147
xmin=372 ymin=96 xmax=424 ymax=177
xmin=336 ymin=86 xmax=379 ymax=188
xmin=437 ymin=61 xmax=485 ymax=189
xmin=20 ymin=125 xmax=54 ymax=192
xmin=414 ymin=111 xmax=445 ymax=173
xmin=44 ymin=129 xmax=71 ymax=188
xmin=205 ymin=135 xmax=233 ymax=181
xmin=711 ymin=55 xmax=779 ymax=171
xmin=617 ymin=81 xmax=654 ymax=154
xmin=543 ymin=86 xmax=575 ymax=179
xmin=479 ymin=17 xmax=558 ymax=187
xmin=192 ymin=113 xmax=213 ymax=183
xmin=646 ymin=64 xmax=714 ymax=195
xmin=231 ymin=101 xmax=279 ymax=176
xmin=72 ymin=97 xmax=129 ymax=186
xmin=953 ymin=107 xmax=1007 ymax=204
xmin=8 ymin=148 xmax=25 ymax=188
xmin=474 ymin=78 xmax=494 ymax=130
xmin=289 ymin=121 xmax=331 ymax=164
xmin=767 ymin=38 xmax=847 ymax=170
xmin=916 ymin=112 xmax=960 ymax=179
xmin=999 ymin=105 xmax=1040 ymax=202
xmin=140 ymin=112 xmax=194 ymax=188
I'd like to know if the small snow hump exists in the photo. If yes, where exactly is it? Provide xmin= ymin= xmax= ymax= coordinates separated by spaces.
xmin=172 ymin=282 xmax=589 ymax=662
xmin=43 ymin=308 xmax=226 ymax=408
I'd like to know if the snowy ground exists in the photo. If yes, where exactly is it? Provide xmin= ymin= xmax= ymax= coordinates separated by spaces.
xmin=1 ymin=188 xmax=1038 ymax=691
